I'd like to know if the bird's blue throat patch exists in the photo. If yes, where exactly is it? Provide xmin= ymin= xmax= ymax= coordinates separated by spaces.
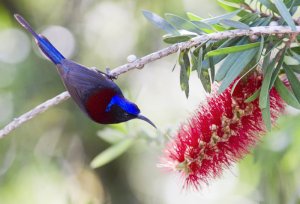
xmin=105 ymin=95 xmax=140 ymax=115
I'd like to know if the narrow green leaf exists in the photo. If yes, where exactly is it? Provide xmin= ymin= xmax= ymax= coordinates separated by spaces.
xmin=231 ymin=62 xmax=258 ymax=95
xmin=274 ymin=0 xmax=297 ymax=31
xmin=292 ymin=0 xmax=300 ymax=6
xmin=165 ymin=14 xmax=203 ymax=34
xmin=258 ymin=0 xmax=279 ymax=13
xmin=261 ymin=97 xmax=272 ymax=131
xmin=142 ymin=10 xmax=179 ymax=35
xmin=270 ymin=50 xmax=285 ymax=88
xmin=259 ymin=59 xmax=276 ymax=109
xmin=200 ymin=38 xmax=241 ymax=71
xmin=206 ymin=42 xmax=260 ymax=57
xmin=163 ymin=34 xmax=196 ymax=44
xmin=209 ymin=56 xmax=215 ymax=82
xmin=215 ymin=38 xmax=249 ymax=81
xmin=283 ymin=64 xmax=300 ymax=103
xmin=255 ymin=36 xmax=265 ymax=62
xmin=192 ymin=46 xmax=211 ymax=92
xmin=262 ymin=48 xmax=271 ymax=74
xmin=291 ymin=46 xmax=300 ymax=55
xmin=239 ymin=12 xmax=259 ymax=24
xmin=218 ymin=48 xmax=258 ymax=93
xmin=218 ymin=0 xmax=240 ymax=11
xmin=186 ymin=12 xmax=202 ymax=21
xmin=90 ymin=138 xmax=135 ymax=168
xmin=284 ymin=0 xmax=295 ymax=8
xmin=220 ymin=19 xmax=250 ymax=29
xmin=200 ymin=69 xmax=212 ymax=93
xmin=179 ymin=51 xmax=190 ymax=97
xmin=195 ymin=47 xmax=203 ymax=78
xmin=285 ymin=64 xmax=300 ymax=73
xmin=245 ymin=89 xmax=261 ymax=103
xmin=250 ymin=16 xmax=272 ymax=27
xmin=191 ymin=21 xmax=214 ymax=31
xmin=201 ymin=9 xmax=242 ymax=24
xmin=290 ymin=50 xmax=300 ymax=63
xmin=274 ymin=77 xmax=300 ymax=109
xmin=215 ymin=53 xmax=241 ymax=82
xmin=205 ymin=43 xmax=215 ymax=82
xmin=225 ymin=0 xmax=245 ymax=3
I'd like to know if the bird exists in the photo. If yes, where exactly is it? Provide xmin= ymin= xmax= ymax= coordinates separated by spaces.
xmin=14 ymin=14 xmax=156 ymax=128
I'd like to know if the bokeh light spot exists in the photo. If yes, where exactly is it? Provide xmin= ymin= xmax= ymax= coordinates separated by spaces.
xmin=0 ymin=29 xmax=30 ymax=64
xmin=40 ymin=26 xmax=75 ymax=59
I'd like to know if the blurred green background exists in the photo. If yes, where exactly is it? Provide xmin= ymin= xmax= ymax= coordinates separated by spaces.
xmin=1 ymin=0 xmax=300 ymax=203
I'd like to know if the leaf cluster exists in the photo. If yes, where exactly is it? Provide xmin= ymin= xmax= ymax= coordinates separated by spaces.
xmin=143 ymin=0 xmax=300 ymax=129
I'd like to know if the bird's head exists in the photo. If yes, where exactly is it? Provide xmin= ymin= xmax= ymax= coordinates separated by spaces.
xmin=105 ymin=95 xmax=156 ymax=128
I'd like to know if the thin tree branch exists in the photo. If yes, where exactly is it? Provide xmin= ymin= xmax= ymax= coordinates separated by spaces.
xmin=0 ymin=92 xmax=70 ymax=138
xmin=1 ymin=25 xmax=300 ymax=138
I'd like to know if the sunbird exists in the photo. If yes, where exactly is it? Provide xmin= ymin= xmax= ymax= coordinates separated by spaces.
xmin=14 ymin=14 xmax=156 ymax=128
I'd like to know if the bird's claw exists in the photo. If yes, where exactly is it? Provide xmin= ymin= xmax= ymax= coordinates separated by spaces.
xmin=91 ymin=67 xmax=117 ymax=80
xmin=105 ymin=67 xmax=118 ymax=80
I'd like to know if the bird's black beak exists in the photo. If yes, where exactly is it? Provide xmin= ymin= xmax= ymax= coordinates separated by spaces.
xmin=137 ymin=114 xmax=157 ymax=129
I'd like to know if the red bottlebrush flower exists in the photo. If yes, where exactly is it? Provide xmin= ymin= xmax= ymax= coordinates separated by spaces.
xmin=162 ymin=73 xmax=285 ymax=189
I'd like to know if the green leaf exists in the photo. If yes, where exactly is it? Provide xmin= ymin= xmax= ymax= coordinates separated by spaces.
xmin=283 ymin=64 xmax=300 ymax=103
xmin=163 ymin=34 xmax=196 ymax=44
xmin=274 ymin=0 xmax=297 ymax=31
xmin=142 ymin=10 xmax=179 ymax=35
xmin=192 ymin=47 xmax=211 ymax=92
xmin=191 ymin=21 xmax=214 ymax=31
xmin=285 ymin=64 xmax=300 ymax=73
xmin=239 ymin=12 xmax=259 ymax=24
xmin=292 ymin=0 xmax=300 ymax=6
xmin=291 ymin=46 xmax=300 ymax=55
xmin=165 ymin=14 xmax=203 ymax=34
xmin=192 ymin=47 xmax=203 ymax=78
xmin=218 ymin=0 xmax=240 ymax=11
xmin=200 ymin=69 xmax=212 ymax=93
xmin=252 ymin=16 xmax=273 ymax=27
xmin=245 ymin=89 xmax=260 ymax=103
xmin=201 ymin=9 xmax=242 ymax=24
xmin=206 ymin=42 xmax=260 ymax=57
xmin=259 ymin=59 xmax=276 ymax=109
xmin=214 ymin=38 xmax=249 ymax=81
xmin=255 ymin=36 xmax=265 ymax=62
xmin=230 ymin=61 xmax=259 ymax=95
xmin=200 ymin=38 xmax=241 ymax=70
xmin=290 ymin=50 xmax=300 ymax=62
xmin=179 ymin=51 xmax=191 ymax=97
xmin=90 ymin=138 xmax=135 ymax=168
xmin=270 ymin=50 xmax=285 ymax=88
xmin=261 ymin=97 xmax=272 ymax=131
xmin=220 ymin=19 xmax=250 ymax=29
xmin=209 ymin=56 xmax=215 ymax=82
xmin=258 ymin=0 xmax=279 ymax=13
xmin=218 ymin=47 xmax=258 ymax=93
xmin=225 ymin=0 xmax=245 ymax=3
xmin=215 ymin=53 xmax=240 ymax=82
xmin=186 ymin=12 xmax=202 ymax=21
xmin=274 ymin=77 xmax=300 ymax=109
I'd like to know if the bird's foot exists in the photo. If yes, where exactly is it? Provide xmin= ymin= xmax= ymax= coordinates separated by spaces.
xmin=105 ymin=67 xmax=117 ymax=80
xmin=91 ymin=67 xmax=117 ymax=80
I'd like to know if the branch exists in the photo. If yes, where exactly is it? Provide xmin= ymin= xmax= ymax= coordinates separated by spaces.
xmin=1 ymin=25 xmax=300 ymax=138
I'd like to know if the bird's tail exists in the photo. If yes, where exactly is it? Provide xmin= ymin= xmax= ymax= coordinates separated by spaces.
xmin=14 ymin=14 xmax=65 ymax=65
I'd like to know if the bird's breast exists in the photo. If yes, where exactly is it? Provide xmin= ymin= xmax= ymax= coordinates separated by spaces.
xmin=85 ymin=89 xmax=116 ymax=124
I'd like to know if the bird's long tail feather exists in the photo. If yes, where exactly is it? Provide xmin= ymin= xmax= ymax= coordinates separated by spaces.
xmin=14 ymin=14 xmax=65 ymax=64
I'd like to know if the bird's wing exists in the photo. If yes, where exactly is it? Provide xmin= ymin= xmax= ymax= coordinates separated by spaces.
xmin=57 ymin=59 xmax=122 ymax=112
